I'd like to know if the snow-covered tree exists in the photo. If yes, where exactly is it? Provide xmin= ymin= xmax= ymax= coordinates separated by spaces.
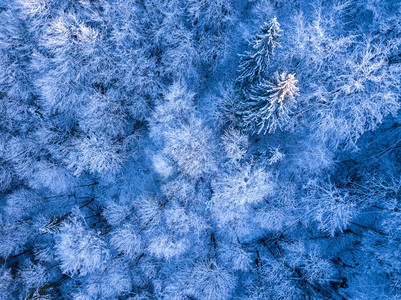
xmin=55 ymin=209 xmax=110 ymax=276
xmin=1 ymin=0 xmax=401 ymax=298
xmin=211 ymin=163 xmax=274 ymax=238
xmin=221 ymin=127 xmax=249 ymax=164
xmin=240 ymin=72 xmax=299 ymax=134
xmin=162 ymin=117 xmax=218 ymax=178
xmin=237 ymin=17 xmax=282 ymax=83
xmin=110 ymin=224 xmax=141 ymax=259
xmin=305 ymin=181 xmax=357 ymax=236
xmin=66 ymin=136 xmax=125 ymax=176
xmin=0 ymin=268 xmax=12 ymax=299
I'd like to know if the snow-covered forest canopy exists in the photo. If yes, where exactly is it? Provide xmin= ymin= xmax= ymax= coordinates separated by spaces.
xmin=1 ymin=0 xmax=401 ymax=298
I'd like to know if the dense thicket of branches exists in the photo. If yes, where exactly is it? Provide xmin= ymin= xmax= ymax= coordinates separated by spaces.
xmin=1 ymin=0 xmax=401 ymax=299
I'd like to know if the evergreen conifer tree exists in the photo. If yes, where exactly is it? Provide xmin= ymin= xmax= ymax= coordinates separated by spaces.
xmin=241 ymin=72 xmax=299 ymax=134
xmin=237 ymin=17 xmax=282 ymax=83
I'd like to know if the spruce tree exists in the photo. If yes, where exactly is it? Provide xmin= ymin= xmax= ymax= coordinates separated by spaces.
xmin=237 ymin=17 xmax=282 ymax=83
xmin=241 ymin=72 xmax=299 ymax=134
